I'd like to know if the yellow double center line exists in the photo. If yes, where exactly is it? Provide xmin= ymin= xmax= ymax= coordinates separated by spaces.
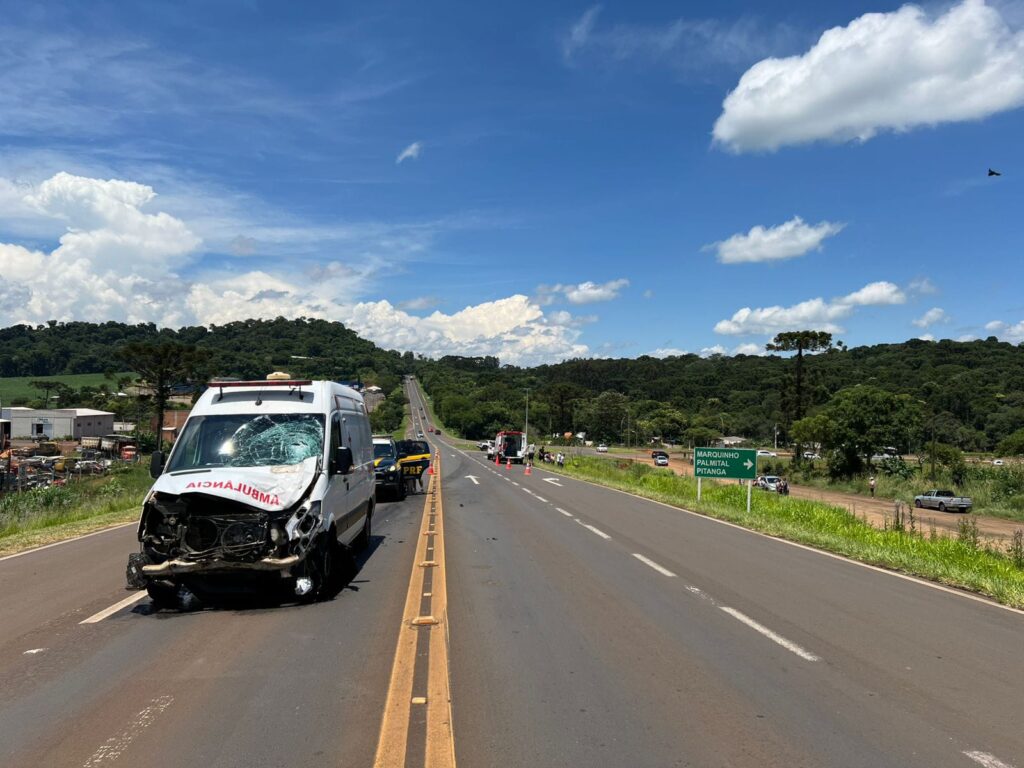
xmin=373 ymin=454 xmax=456 ymax=768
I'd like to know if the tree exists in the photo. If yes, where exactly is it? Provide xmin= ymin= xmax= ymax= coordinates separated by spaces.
xmin=791 ymin=385 xmax=922 ymax=478
xmin=119 ymin=342 xmax=211 ymax=449
xmin=766 ymin=331 xmax=833 ymax=463
xmin=997 ymin=428 xmax=1024 ymax=457
xmin=30 ymin=379 xmax=60 ymax=406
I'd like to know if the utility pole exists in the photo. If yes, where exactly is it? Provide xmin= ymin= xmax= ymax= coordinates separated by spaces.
xmin=524 ymin=388 xmax=530 ymax=447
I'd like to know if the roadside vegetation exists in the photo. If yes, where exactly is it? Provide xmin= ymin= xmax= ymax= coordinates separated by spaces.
xmin=549 ymin=456 xmax=1024 ymax=609
xmin=760 ymin=456 xmax=1024 ymax=523
xmin=0 ymin=464 xmax=151 ymax=554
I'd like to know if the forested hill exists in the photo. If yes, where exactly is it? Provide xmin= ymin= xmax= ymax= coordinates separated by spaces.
xmin=0 ymin=318 xmax=410 ymax=385
xmin=4 ymin=319 xmax=1024 ymax=452
xmin=418 ymin=338 xmax=1024 ymax=452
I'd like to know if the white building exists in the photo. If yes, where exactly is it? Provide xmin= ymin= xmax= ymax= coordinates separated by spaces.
xmin=0 ymin=407 xmax=115 ymax=440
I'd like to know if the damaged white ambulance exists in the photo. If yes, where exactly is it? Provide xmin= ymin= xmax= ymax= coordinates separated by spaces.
xmin=126 ymin=377 xmax=374 ymax=607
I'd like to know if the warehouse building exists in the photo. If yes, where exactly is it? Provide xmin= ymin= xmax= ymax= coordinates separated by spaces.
xmin=0 ymin=407 xmax=115 ymax=440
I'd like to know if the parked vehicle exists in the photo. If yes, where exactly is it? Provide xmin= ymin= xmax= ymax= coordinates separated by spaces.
xmin=803 ymin=452 xmax=821 ymax=460
xmin=756 ymin=475 xmax=781 ymax=492
xmin=488 ymin=431 xmax=527 ymax=463
xmin=129 ymin=377 xmax=375 ymax=606
xmin=914 ymin=489 xmax=972 ymax=513
xmin=992 ymin=459 xmax=1005 ymax=466
xmin=373 ymin=435 xmax=406 ymax=500
xmin=397 ymin=439 xmax=431 ymax=486
xmin=478 ymin=439 xmax=494 ymax=452
xmin=596 ymin=444 xmax=609 ymax=453
xmin=654 ymin=454 xmax=670 ymax=467
xmin=757 ymin=449 xmax=777 ymax=457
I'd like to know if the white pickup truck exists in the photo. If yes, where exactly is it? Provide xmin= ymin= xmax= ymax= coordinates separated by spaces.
xmin=913 ymin=489 xmax=972 ymax=513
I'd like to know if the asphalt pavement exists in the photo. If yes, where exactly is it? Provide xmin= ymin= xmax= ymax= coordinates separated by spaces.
xmin=0 ymin=378 xmax=1020 ymax=768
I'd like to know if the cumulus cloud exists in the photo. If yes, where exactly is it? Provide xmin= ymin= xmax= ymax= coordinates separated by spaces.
xmin=713 ymin=0 xmax=1024 ymax=152
xmin=396 ymin=141 xmax=422 ymax=164
xmin=0 ymin=171 xmax=589 ymax=364
xmin=537 ymin=278 xmax=629 ymax=305
xmin=700 ymin=345 xmax=728 ymax=357
xmin=731 ymin=343 xmax=766 ymax=356
xmin=714 ymin=281 xmax=906 ymax=336
xmin=985 ymin=319 xmax=1024 ymax=342
xmin=707 ymin=216 xmax=844 ymax=264
xmin=917 ymin=334 xmax=936 ymax=342
xmin=913 ymin=307 xmax=949 ymax=328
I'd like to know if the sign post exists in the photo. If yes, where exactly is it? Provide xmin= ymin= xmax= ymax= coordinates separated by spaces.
xmin=693 ymin=447 xmax=758 ymax=507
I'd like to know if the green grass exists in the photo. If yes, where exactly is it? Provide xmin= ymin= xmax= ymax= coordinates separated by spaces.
xmin=0 ymin=371 xmax=134 ymax=405
xmin=547 ymin=456 xmax=1024 ymax=609
xmin=758 ymin=456 xmax=1024 ymax=523
xmin=0 ymin=464 xmax=151 ymax=548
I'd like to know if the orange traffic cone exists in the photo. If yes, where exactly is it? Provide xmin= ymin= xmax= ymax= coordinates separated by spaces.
xmin=494 ymin=454 xmax=500 ymax=465
xmin=505 ymin=458 xmax=511 ymax=470
xmin=427 ymin=463 xmax=433 ymax=475
xmin=524 ymin=463 xmax=532 ymax=476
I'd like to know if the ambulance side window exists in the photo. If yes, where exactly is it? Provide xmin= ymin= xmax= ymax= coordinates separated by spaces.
xmin=329 ymin=414 xmax=342 ymax=474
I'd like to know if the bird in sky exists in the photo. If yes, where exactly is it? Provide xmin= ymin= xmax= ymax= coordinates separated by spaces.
xmin=988 ymin=168 xmax=1002 ymax=176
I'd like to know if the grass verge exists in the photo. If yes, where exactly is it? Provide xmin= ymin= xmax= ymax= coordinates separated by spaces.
xmin=0 ymin=464 xmax=151 ymax=556
xmin=548 ymin=456 xmax=1024 ymax=610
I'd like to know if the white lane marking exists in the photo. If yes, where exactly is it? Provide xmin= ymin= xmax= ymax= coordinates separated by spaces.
xmin=543 ymin=478 xmax=563 ymax=487
xmin=547 ymin=467 xmax=1024 ymax=617
xmin=964 ymin=751 xmax=1017 ymax=768
xmin=465 ymin=475 xmax=480 ymax=485
xmin=632 ymin=554 xmax=677 ymax=577
xmin=556 ymin=508 xmax=573 ymax=517
xmin=535 ymin=495 xmax=548 ymax=503
xmin=82 ymin=695 xmax=174 ymax=767
xmin=80 ymin=592 xmax=149 ymax=624
xmin=23 ymin=648 xmax=46 ymax=655
xmin=576 ymin=521 xmax=612 ymax=540
xmin=512 ymin=481 xmax=520 ymax=486
xmin=0 ymin=522 xmax=136 ymax=563
xmin=719 ymin=606 xmax=820 ymax=662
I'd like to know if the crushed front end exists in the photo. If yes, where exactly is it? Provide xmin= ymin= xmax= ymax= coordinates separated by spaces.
xmin=127 ymin=489 xmax=323 ymax=591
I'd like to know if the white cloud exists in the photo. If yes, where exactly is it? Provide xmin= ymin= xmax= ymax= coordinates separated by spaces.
xmin=912 ymin=307 xmax=949 ymax=328
xmin=908 ymin=276 xmax=938 ymax=295
xmin=731 ymin=343 xmax=766 ymax=356
xmin=564 ymin=6 xmax=603 ymax=60
xmin=714 ymin=281 xmax=906 ymax=336
xmin=562 ymin=5 xmax=794 ymax=72
xmin=957 ymin=334 xmax=977 ymax=342
xmin=713 ymin=0 xmax=1024 ymax=152
xmin=642 ymin=289 xmax=654 ymax=299
xmin=396 ymin=141 xmax=422 ymax=164
xmin=649 ymin=347 xmax=688 ymax=358
xmin=537 ymin=278 xmax=629 ymax=305
xmin=700 ymin=345 xmax=728 ymax=357
xmin=985 ymin=319 xmax=1024 ymax=342
xmin=917 ymin=334 xmax=936 ymax=341
xmin=708 ymin=216 xmax=845 ymax=264
xmin=0 ymin=170 xmax=589 ymax=365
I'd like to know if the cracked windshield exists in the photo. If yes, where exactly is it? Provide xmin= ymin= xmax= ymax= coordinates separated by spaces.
xmin=0 ymin=1 xmax=1022 ymax=767
xmin=166 ymin=414 xmax=325 ymax=471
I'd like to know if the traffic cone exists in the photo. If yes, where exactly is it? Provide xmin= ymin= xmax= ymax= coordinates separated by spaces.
xmin=494 ymin=454 xmax=500 ymax=465
xmin=505 ymin=458 xmax=511 ymax=470
xmin=427 ymin=463 xmax=433 ymax=475
xmin=524 ymin=463 xmax=532 ymax=476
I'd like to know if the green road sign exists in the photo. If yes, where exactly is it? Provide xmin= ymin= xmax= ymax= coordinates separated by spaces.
xmin=694 ymin=447 xmax=757 ymax=480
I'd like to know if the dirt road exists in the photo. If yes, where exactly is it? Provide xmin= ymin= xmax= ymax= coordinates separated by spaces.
xmin=584 ymin=448 xmax=1023 ymax=545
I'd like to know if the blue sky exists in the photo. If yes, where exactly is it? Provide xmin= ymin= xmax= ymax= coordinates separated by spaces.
xmin=1 ymin=0 xmax=1022 ymax=363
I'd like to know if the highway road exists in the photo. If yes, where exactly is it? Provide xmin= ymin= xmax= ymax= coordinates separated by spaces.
xmin=0 ymin=377 xmax=1021 ymax=767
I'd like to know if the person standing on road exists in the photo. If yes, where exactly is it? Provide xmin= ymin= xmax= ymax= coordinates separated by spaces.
xmin=527 ymin=443 xmax=536 ymax=466
xmin=869 ymin=476 xmax=876 ymax=497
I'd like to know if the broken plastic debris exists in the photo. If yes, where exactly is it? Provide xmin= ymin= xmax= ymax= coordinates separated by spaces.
xmin=294 ymin=577 xmax=313 ymax=596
